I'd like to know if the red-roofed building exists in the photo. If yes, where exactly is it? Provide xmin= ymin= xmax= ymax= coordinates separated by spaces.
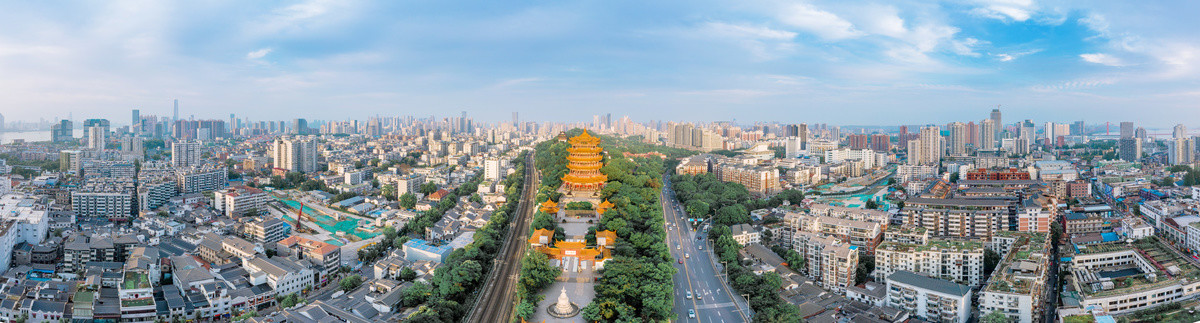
xmin=427 ymin=189 xmax=450 ymax=202
xmin=275 ymin=236 xmax=342 ymax=285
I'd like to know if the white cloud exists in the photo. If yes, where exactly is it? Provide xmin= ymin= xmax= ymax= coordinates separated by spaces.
xmin=777 ymin=3 xmax=861 ymax=40
xmin=704 ymin=22 xmax=796 ymax=40
xmin=968 ymin=0 xmax=1035 ymax=22
xmin=1080 ymin=53 xmax=1124 ymax=66
xmin=246 ymin=48 xmax=272 ymax=59
xmin=1031 ymin=77 xmax=1119 ymax=92
xmin=857 ymin=5 xmax=907 ymax=38
xmin=993 ymin=49 xmax=1041 ymax=62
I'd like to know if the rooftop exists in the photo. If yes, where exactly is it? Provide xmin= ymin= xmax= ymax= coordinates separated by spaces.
xmin=878 ymin=238 xmax=982 ymax=253
xmin=121 ymin=271 xmax=151 ymax=290
xmin=889 ymin=270 xmax=972 ymax=297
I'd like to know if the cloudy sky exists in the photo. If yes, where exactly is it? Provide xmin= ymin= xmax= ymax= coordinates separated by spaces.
xmin=1 ymin=0 xmax=1198 ymax=127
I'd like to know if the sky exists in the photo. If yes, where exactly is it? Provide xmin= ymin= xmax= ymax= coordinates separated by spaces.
xmin=1 ymin=0 xmax=1199 ymax=127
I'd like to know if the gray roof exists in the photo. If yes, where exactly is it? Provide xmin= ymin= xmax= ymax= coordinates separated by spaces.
xmin=905 ymin=197 xmax=1011 ymax=207
xmin=887 ymin=270 xmax=971 ymax=297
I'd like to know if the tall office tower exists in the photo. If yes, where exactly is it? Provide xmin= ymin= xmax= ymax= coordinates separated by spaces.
xmin=1135 ymin=127 xmax=1147 ymax=141
xmin=1120 ymin=122 xmax=1135 ymax=139
xmin=229 ymin=114 xmax=236 ymax=134
xmin=86 ymin=126 xmax=105 ymax=150
xmin=908 ymin=125 xmax=943 ymax=165
xmin=966 ymin=121 xmax=979 ymax=148
xmin=1044 ymin=122 xmax=1056 ymax=141
xmin=171 ymin=140 xmax=201 ymax=167
xmin=1169 ymin=137 xmax=1195 ymax=165
xmin=291 ymin=118 xmax=308 ymax=135
xmin=990 ymin=108 xmax=1002 ymax=139
xmin=272 ymin=137 xmax=318 ymax=173
xmin=899 ymin=126 xmax=909 ymax=150
xmin=947 ymin=122 xmax=967 ymax=156
xmin=131 ymin=109 xmax=140 ymax=134
xmin=979 ymin=119 xmax=996 ymax=150
xmin=512 ymin=112 xmax=518 ymax=127
xmin=1175 ymin=124 xmax=1188 ymax=139
xmin=797 ymin=123 xmax=809 ymax=147
xmin=52 ymin=120 xmax=73 ymax=142
xmin=1118 ymin=122 xmax=1141 ymax=162
xmin=173 ymin=99 xmax=179 ymax=123
xmin=82 ymin=119 xmax=110 ymax=144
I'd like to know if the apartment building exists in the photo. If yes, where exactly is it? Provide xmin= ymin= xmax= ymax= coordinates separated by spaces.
xmin=791 ymin=232 xmax=859 ymax=292
xmin=212 ymin=185 xmax=269 ymax=217
xmin=979 ymin=232 xmax=1050 ymax=323
xmin=886 ymin=270 xmax=972 ymax=323
xmin=875 ymin=239 xmax=985 ymax=287
xmin=904 ymin=197 xmax=1014 ymax=238
xmin=243 ymin=218 xmax=288 ymax=245
xmin=714 ymin=163 xmax=780 ymax=196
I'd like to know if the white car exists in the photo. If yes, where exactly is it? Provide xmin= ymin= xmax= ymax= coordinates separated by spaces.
xmin=686 ymin=291 xmax=692 ymax=299
xmin=689 ymin=309 xmax=696 ymax=318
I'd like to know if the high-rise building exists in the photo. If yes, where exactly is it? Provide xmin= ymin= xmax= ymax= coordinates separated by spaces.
xmin=171 ymin=140 xmax=201 ymax=168
xmin=1175 ymin=124 xmax=1188 ymax=139
xmin=899 ymin=126 xmax=909 ymax=150
xmin=990 ymin=108 xmax=1002 ymax=139
xmin=1120 ymin=122 xmax=1135 ymax=139
xmin=291 ymin=118 xmax=308 ymax=135
xmin=1169 ymin=137 xmax=1194 ymax=165
xmin=979 ymin=119 xmax=997 ymax=150
xmin=847 ymin=134 xmax=869 ymax=150
xmin=908 ymin=125 xmax=943 ymax=166
xmin=131 ymin=109 xmax=140 ymax=134
xmin=82 ymin=119 xmax=110 ymax=144
xmin=484 ymin=158 xmax=502 ymax=180
xmin=272 ymin=137 xmax=318 ymax=173
xmin=52 ymin=120 xmax=73 ymax=143
xmin=966 ymin=121 xmax=979 ymax=149
xmin=1070 ymin=121 xmax=1085 ymax=135
xmin=86 ymin=126 xmax=105 ymax=150
xmin=173 ymin=99 xmax=179 ymax=125
xmin=869 ymin=134 xmax=891 ymax=151
xmin=947 ymin=122 xmax=967 ymax=156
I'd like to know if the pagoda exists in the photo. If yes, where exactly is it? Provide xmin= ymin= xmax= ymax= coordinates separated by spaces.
xmin=561 ymin=131 xmax=607 ymax=192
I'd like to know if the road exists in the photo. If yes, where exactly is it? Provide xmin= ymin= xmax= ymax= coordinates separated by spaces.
xmin=466 ymin=152 xmax=538 ymax=323
xmin=662 ymin=174 xmax=751 ymax=323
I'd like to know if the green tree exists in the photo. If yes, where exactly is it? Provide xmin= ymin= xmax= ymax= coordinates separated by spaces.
xmin=399 ymin=267 xmax=417 ymax=281
xmin=381 ymin=185 xmax=397 ymax=201
xmin=340 ymin=275 xmax=364 ymax=292
xmin=984 ymin=249 xmax=1002 ymax=276
xmin=399 ymin=193 xmax=417 ymax=209
xmin=419 ymin=182 xmax=439 ymax=195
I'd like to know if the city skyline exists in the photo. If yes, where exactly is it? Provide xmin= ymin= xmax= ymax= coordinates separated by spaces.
xmin=3 ymin=1 xmax=1200 ymax=126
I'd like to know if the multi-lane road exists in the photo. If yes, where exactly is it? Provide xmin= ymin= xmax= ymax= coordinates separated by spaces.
xmin=662 ymin=175 xmax=751 ymax=323
xmin=466 ymin=152 xmax=538 ymax=323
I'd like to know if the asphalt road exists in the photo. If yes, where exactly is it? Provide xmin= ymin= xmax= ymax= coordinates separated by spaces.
xmin=466 ymin=152 xmax=537 ymax=323
xmin=662 ymin=175 xmax=751 ymax=323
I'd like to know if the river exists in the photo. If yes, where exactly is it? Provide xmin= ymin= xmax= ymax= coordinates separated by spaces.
xmin=0 ymin=130 xmax=76 ymax=144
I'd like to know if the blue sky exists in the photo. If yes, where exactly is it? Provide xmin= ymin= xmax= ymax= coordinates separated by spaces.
xmin=1 ymin=0 xmax=1199 ymax=127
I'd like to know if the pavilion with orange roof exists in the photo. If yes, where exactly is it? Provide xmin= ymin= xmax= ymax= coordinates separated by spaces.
xmin=528 ymin=228 xmax=618 ymax=271
xmin=560 ymin=131 xmax=607 ymax=192
xmin=594 ymin=199 xmax=615 ymax=216
xmin=539 ymin=199 xmax=559 ymax=214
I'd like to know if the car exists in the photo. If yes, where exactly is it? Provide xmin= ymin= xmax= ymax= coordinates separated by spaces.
xmin=689 ymin=309 xmax=696 ymax=318
xmin=686 ymin=291 xmax=692 ymax=299
xmin=678 ymin=258 xmax=684 ymax=264
xmin=685 ymin=253 xmax=690 ymax=258
xmin=695 ymin=293 xmax=701 ymax=300
xmin=698 ymin=245 xmax=703 ymax=250
xmin=676 ymin=243 xmax=681 ymax=250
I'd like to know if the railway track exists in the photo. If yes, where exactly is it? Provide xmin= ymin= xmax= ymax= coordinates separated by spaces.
xmin=466 ymin=152 xmax=538 ymax=323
